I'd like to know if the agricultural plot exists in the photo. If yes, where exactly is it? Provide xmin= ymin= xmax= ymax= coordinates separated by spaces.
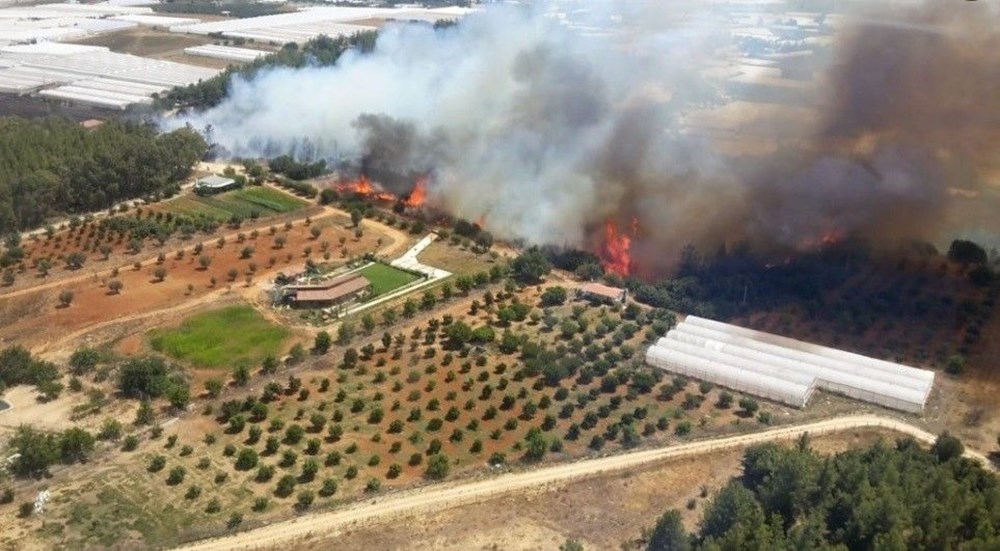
xmin=358 ymin=262 xmax=421 ymax=296
xmin=162 ymin=187 xmax=307 ymax=221
xmin=149 ymin=305 xmax=290 ymax=369
xmin=20 ymin=285 xmax=789 ymax=549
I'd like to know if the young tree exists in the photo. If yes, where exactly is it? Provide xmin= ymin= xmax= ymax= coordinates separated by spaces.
xmin=198 ymin=255 xmax=212 ymax=270
xmin=540 ymin=286 xmax=568 ymax=306
xmin=58 ymin=289 xmax=74 ymax=307
xmin=232 ymin=363 xmax=251 ymax=387
xmin=424 ymin=453 xmax=450 ymax=480
xmin=107 ymin=278 xmax=123 ymax=294
xmin=313 ymin=331 xmax=332 ymax=354
xmin=134 ymin=400 xmax=156 ymax=426
xmin=205 ymin=378 xmax=223 ymax=398
xmin=738 ymin=397 xmax=759 ymax=417
xmin=153 ymin=266 xmax=167 ymax=282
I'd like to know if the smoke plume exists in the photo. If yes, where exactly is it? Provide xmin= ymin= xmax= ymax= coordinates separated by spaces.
xmin=173 ymin=1 xmax=1000 ymax=275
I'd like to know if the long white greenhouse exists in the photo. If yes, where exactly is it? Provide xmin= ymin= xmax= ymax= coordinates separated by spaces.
xmin=645 ymin=316 xmax=935 ymax=413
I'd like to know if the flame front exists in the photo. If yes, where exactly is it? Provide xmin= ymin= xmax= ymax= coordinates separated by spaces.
xmin=405 ymin=177 xmax=428 ymax=208
xmin=335 ymin=176 xmax=396 ymax=202
xmin=600 ymin=219 xmax=633 ymax=276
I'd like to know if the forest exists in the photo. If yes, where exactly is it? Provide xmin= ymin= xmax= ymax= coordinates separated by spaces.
xmin=645 ymin=434 xmax=1000 ymax=550
xmin=0 ymin=117 xmax=207 ymax=234
xmin=155 ymin=32 xmax=378 ymax=110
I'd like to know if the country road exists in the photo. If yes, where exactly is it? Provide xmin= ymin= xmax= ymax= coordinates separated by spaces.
xmin=176 ymin=414 xmax=992 ymax=551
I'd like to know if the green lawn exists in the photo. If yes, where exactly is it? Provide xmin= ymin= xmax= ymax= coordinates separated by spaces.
xmin=163 ymin=186 xmax=306 ymax=220
xmin=149 ymin=305 xmax=290 ymax=369
xmin=359 ymin=263 xmax=421 ymax=296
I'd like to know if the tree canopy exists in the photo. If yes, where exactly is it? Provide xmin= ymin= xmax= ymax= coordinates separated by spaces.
xmin=511 ymin=247 xmax=552 ymax=284
xmin=646 ymin=435 xmax=1000 ymax=550
xmin=0 ymin=117 xmax=206 ymax=234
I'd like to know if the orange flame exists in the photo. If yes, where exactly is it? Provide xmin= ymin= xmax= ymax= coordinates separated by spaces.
xmin=405 ymin=177 xmax=428 ymax=208
xmin=475 ymin=214 xmax=487 ymax=229
xmin=600 ymin=219 xmax=633 ymax=276
xmin=335 ymin=176 xmax=397 ymax=202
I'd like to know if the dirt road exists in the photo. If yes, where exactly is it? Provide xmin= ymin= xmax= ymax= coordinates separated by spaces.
xmin=176 ymin=414 xmax=988 ymax=551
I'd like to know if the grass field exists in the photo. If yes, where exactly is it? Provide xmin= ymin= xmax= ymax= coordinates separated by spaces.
xmin=149 ymin=305 xmax=290 ymax=369
xmin=359 ymin=263 xmax=421 ymax=296
xmin=163 ymin=187 xmax=306 ymax=221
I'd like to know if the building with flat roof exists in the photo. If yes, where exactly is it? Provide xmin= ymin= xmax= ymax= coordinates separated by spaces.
xmin=578 ymin=282 xmax=627 ymax=304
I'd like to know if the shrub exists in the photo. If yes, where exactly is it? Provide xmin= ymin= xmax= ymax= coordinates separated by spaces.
xmin=235 ymin=448 xmax=259 ymax=470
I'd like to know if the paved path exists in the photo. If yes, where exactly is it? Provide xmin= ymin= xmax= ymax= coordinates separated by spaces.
xmin=390 ymin=232 xmax=450 ymax=279
xmin=175 ymin=414 xmax=990 ymax=551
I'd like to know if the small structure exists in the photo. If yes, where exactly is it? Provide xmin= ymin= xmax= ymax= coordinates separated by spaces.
xmin=286 ymin=272 xmax=372 ymax=308
xmin=578 ymin=282 xmax=627 ymax=304
xmin=193 ymin=175 xmax=237 ymax=195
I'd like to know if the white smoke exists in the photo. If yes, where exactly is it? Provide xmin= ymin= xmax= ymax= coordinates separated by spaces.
xmin=174 ymin=3 xmax=735 ymax=249
xmin=172 ymin=1 xmax=1000 ymax=273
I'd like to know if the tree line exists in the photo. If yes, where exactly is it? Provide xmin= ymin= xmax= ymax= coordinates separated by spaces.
xmin=0 ymin=117 xmax=206 ymax=235
xmin=156 ymin=32 xmax=378 ymax=111
xmin=644 ymin=433 xmax=1000 ymax=550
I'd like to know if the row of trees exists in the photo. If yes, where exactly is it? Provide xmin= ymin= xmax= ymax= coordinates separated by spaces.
xmin=0 ymin=117 xmax=206 ymax=234
xmin=156 ymin=33 xmax=377 ymax=110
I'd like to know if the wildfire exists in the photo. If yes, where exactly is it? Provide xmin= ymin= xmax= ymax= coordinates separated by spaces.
xmin=600 ymin=219 xmax=633 ymax=276
xmin=334 ymin=176 xmax=397 ymax=202
xmin=405 ymin=177 xmax=428 ymax=208
xmin=475 ymin=214 xmax=487 ymax=229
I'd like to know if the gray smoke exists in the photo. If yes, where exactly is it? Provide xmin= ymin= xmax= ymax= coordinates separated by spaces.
xmin=173 ymin=1 xmax=1000 ymax=274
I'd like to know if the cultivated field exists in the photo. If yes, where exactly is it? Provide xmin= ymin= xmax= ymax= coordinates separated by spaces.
xmin=150 ymin=305 xmax=290 ymax=369
xmin=357 ymin=262 xmax=420 ymax=296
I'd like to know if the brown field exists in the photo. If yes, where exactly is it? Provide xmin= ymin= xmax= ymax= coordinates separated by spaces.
xmin=0 ymin=202 xmax=395 ymax=353
xmin=73 ymin=28 xmax=212 ymax=59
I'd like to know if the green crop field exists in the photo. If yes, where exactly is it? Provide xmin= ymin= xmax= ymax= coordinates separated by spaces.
xmin=163 ymin=186 xmax=306 ymax=221
xmin=359 ymin=263 xmax=421 ymax=296
xmin=149 ymin=305 xmax=290 ymax=369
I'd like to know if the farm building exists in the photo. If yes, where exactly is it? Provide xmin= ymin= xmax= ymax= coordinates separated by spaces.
xmin=645 ymin=316 xmax=935 ymax=413
xmin=578 ymin=282 xmax=627 ymax=304
xmin=194 ymin=175 xmax=238 ymax=195
xmin=286 ymin=272 xmax=372 ymax=308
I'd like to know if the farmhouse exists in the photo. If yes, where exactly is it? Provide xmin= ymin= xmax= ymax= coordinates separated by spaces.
xmin=287 ymin=272 xmax=372 ymax=308
xmin=578 ymin=282 xmax=627 ymax=304
xmin=194 ymin=175 xmax=238 ymax=195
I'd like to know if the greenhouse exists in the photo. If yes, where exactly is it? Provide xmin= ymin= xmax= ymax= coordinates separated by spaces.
xmin=645 ymin=316 xmax=935 ymax=413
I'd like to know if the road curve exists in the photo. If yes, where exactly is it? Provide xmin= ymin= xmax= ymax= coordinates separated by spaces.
xmin=175 ymin=415 xmax=991 ymax=551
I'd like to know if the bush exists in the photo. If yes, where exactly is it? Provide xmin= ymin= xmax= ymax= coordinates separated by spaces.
xmin=425 ymin=453 xmax=450 ymax=479
xmin=319 ymin=478 xmax=338 ymax=497
xmin=295 ymin=490 xmax=315 ymax=511
xmin=235 ymin=448 xmax=259 ymax=470
xmin=166 ymin=466 xmax=187 ymax=485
